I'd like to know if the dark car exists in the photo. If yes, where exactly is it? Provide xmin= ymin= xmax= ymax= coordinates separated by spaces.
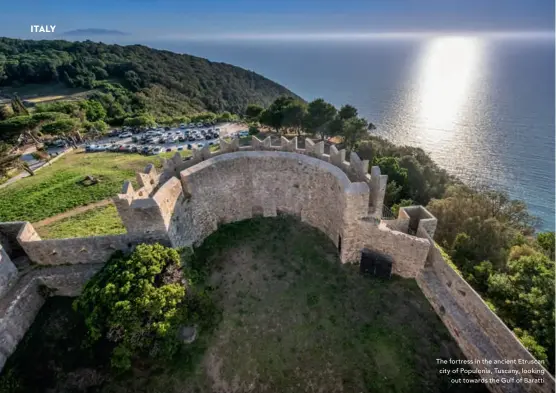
xmin=187 ymin=144 xmax=193 ymax=149
xmin=141 ymin=146 xmax=151 ymax=155
xmin=164 ymin=126 xmax=171 ymax=131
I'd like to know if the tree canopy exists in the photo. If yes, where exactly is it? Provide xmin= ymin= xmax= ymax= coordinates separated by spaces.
xmin=73 ymin=244 xmax=189 ymax=370
xmin=0 ymin=38 xmax=301 ymax=116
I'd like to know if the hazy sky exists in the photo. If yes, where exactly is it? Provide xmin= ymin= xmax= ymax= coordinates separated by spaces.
xmin=2 ymin=0 xmax=554 ymax=41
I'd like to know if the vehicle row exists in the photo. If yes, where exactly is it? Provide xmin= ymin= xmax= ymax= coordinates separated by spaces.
xmin=107 ymin=121 xmax=220 ymax=137
xmin=85 ymin=140 xmax=217 ymax=155
xmin=131 ymin=128 xmax=220 ymax=144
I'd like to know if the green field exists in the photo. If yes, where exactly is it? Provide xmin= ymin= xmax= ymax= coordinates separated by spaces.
xmin=0 ymin=151 xmax=165 ymax=223
xmin=35 ymin=204 xmax=126 ymax=239
xmin=0 ymin=217 xmax=488 ymax=393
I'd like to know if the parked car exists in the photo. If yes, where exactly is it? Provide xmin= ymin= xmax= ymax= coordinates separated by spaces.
xmin=165 ymin=147 xmax=174 ymax=152
xmin=85 ymin=144 xmax=97 ymax=152
xmin=187 ymin=144 xmax=193 ymax=150
xmin=238 ymin=131 xmax=249 ymax=137
xmin=196 ymin=122 xmax=203 ymax=127
xmin=177 ymin=145 xmax=185 ymax=151
xmin=150 ymin=147 xmax=162 ymax=155
xmin=178 ymin=135 xmax=186 ymax=142
xmin=140 ymin=146 xmax=151 ymax=155
xmin=119 ymin=132 xmax=133 ymax=138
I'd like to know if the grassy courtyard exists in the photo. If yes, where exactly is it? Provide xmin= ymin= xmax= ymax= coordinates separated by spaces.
xmin=35 ymin=204 xmax=126 ymax=239
xmin=0 ymin=151 xmax=164 ymax=223
xmin=0 ymin=217 xmax=488 ymax=393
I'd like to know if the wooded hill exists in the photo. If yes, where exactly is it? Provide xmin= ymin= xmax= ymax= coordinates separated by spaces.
xmin=0 ymin=37 xmax=301 ymax=116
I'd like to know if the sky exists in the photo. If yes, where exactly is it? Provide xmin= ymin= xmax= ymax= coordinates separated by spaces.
xmin=1 ymin=0 xmax=554 ymax=41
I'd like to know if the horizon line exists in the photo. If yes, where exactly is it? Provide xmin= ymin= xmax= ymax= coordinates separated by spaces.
xmin=153 ymin=30 xmax=555 ymax=41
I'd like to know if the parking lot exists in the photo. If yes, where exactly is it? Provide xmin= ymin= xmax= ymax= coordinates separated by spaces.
xmin=85 ymin=124 xmax=246 ymax=155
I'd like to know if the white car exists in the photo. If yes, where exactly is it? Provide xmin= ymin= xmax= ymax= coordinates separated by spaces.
xmin=196 ymin=122 xmax=203 ymax=127
xmin=119 ymin=132 xmax=132 ymax=138
xmin=150 ymin=147 xmax=162 ymax=155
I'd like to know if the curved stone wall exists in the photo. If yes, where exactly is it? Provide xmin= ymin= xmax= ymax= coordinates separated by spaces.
xmin=173 ymin=151 xmax=370 ymax=249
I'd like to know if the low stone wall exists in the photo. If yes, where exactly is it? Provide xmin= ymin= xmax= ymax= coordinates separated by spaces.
xmin=416 ymin=231 xmax=555 ymax=393
xmin=0 ymin=264 xmax=102 ymax=370
xmin=16 ymin=222 xmax=169 ymax=265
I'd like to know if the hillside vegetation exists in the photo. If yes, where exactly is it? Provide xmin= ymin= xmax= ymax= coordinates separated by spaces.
xmin=0 ymin=37 xmax=300 ymax=117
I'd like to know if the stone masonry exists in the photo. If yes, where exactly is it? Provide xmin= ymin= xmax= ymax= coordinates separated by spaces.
xmin=0 ymin=136 xmax=553 ymax=393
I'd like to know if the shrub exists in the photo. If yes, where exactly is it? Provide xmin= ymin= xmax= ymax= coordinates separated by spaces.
xmin=73 ymin=244 xmax=190 ymax=370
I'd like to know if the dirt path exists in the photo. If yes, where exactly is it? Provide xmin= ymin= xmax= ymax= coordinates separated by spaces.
xmin=32 ymin=199 xmax=113 ymax=228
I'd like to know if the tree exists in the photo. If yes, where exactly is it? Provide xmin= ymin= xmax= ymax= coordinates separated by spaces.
xmin=487 ymin=253 xmax=554 ymax=365
xmin=40 ymin=118 xmax=80 ymax=135
xmin=79 ymin=100 xmax=107 ymax=122
xmin=372 ymin=156 xmax=408 ymax=191
xmin=124 ymin=70 xmax=142 ymax=91
xmin=338 ymin=104 xmax=358 ymax=120
xmin=10 ymin=96 xmax=29 ymax=116
xmin=259 ymin=96 xmax=295 ymax=134
xmin=0 ymin=115 xmax=40 ymax=144
xmin=248 ymin=123 xmax=259 ymax=135
xmin=536 ymin=232 xmax=555 ymax=259
xmin=326 ymin=117 xmax=344 ymax=138
xmin=342 ymin=117 xmax=368 ymax=151
xmin=73 ymin=244 xmax=189 ymax=370
xmin=245 ymin=104 xmax=264 ymax=121
xmin=0 ymin=104 xmax=14 ymax=120
xmin=0 ymin=153 xmax=36 ymax=177
xmin=123 ymin=115 xmax=156 ymax=129
xmin=217 ymin=111 xmax=233 ymax=122
xmin=303 ymin=98 xmax=337 ymax=140
xmin=282 ymin=101 xmax=307 ymax=135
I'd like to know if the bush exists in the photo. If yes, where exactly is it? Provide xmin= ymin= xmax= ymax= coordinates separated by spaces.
xmin=73 ymin=244 xmax=190 ymax=370
xmin=248 ymin=123 xmax=259 ymax=135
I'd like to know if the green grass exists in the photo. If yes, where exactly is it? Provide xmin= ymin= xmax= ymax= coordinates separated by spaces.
xmin=0 ymin=151 xmax=164 ymax=223
xmin=35 ymin=204 xmax=126 ymax=239
xmin=0 ymin=217 xmax=489 ymax=393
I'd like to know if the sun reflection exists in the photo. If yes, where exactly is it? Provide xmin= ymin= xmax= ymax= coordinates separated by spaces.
xmin=416 ymin=36 xmax=483 ymax=140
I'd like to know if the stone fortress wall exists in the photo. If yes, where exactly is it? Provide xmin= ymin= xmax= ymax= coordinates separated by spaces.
xmin=0 ymin=136 xmax=553 ymax=393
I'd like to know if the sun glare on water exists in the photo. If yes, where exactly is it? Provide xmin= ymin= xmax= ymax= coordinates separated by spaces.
xmin=415 ymin=36 xmax=483 ymax=141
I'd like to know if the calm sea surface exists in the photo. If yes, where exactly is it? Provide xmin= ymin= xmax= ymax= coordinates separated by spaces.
xmin=147 ymin=38 xmax=555 ymax=231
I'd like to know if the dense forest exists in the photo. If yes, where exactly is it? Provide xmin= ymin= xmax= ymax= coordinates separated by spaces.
xmin=0 ymin=37 xmax=300 ymax=116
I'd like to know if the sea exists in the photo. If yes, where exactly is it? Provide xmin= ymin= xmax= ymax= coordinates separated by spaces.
xmin=145 ymin=37 xmax=555 ymax=231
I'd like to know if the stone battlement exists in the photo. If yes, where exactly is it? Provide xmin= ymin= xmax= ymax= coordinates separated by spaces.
xmin=0 ymin=140 xmax=553 ymax=392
